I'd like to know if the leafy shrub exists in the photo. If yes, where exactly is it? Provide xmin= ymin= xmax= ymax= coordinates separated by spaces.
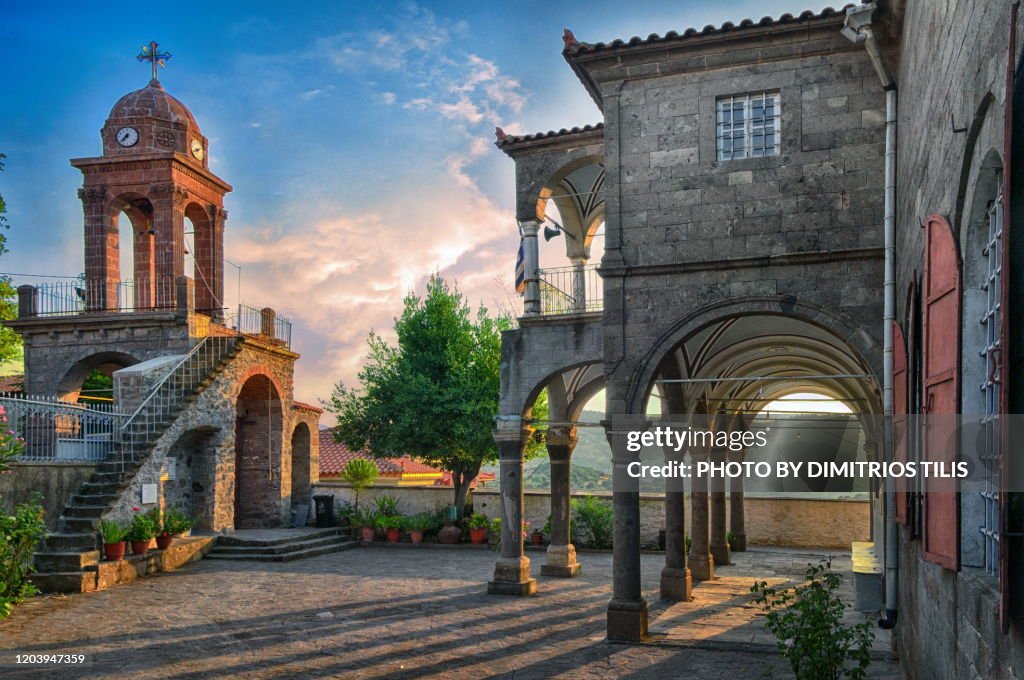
xmin=403 ymin=512 xmax=435 ymax=532
xmin=571 ymin=496 xmax=614 ymax=549
xmin=98 ymin=520 xmax=128 ymax=544
xmin=0 ymin=494 xmax=46 ymax=619
xmin=125 ymin=509 xmax=157 ymax=542
xmin=340 ymin=459 xmax=377 ymax=510
xmin=374 ymin=514 xmax=402 ymax=531
xmin=751 ymin=560 xmax=875 ymax=680
xmin=353 ymin=507 xmax=378 ymax=529
xmin=0 ymin=405 xmax=25 ymax=474
xmin=163 ymin=508 xmax=194 ymax=535
xmin=466 ymin=512 xmax=489 ymax=529
xmin=372 ymin=494 xmax=400 ymax=517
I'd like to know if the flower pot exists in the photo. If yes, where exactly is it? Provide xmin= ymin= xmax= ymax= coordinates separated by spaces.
xmin=386 ymin=527 xmax=401 ymax=543
xmin=469 ymin=527 xmax=488 ymax=545
xmin=103 ymin=541 xmax=126 ymax=562
xmin=438 ymin=522 xmax=462 ymax=545
xmin=130 ymin=540 xmax=150 ymax=556
xmin=531 ymin=531 xmax=544 ymax=546
xmin=156 ymin=533 xmax=174 ymax=550
xmin=360 ymin=526 xmax=375 ymax=542
xmin=409 ymin=530 xmax=424 ymax=544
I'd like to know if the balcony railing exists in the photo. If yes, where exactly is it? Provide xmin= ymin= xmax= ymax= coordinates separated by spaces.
xmin=2 ymin=394 xmax=126 ymax=463
xmin=21 ymin=278 xmax=177 ymax=316
xmin=537 ymin=264 xmax=603 ymax=315
xmin=222 ymin=304 xmax=293 ymax=348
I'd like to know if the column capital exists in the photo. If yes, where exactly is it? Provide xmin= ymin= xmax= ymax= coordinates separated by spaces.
xmin=492 ymin=415 xmax=533 ymax=445
xmin=520 ymin=220 xmax=540 ymax=237
xmin=545 ymin=425 xmax=578 ymax=449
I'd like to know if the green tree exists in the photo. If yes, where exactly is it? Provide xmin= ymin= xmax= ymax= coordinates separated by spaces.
xmin=0 ymin=155 xmax=22 ymax=361
xmin=339 ymin=458 xmax=377 ymax=512
xmin=328 ymin=275 xmax=539 ymax=516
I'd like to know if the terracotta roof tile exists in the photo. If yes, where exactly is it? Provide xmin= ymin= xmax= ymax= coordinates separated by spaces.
xmin=494 ymin=123 xmax=604 ymax=149
xmin=318 ymin=429 xmax=443 ymax=479
xmin=292 ymin=400 xmax=323 ymax=414
xmin=0 ymin=374 xmax=24 ymax=394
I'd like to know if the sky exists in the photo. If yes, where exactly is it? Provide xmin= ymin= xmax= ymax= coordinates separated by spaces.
xmin=1 ymin=0 xmax=820 ymax=412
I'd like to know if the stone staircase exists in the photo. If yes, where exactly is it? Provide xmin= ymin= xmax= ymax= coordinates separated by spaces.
xmin=206 ymin=528 xmax=358 ymax=562
xmin=31 ymin=336 xmax=243 ymax=593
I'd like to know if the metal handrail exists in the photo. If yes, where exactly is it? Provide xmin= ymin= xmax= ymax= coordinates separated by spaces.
xmin=121 ymin=337 xmax=210 ymax=427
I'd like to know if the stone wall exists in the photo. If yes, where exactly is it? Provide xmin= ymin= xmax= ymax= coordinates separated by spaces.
xmin=0 ymin=462 xmax=95 ymax=530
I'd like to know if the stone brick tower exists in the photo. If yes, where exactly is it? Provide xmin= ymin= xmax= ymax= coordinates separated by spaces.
xmin=70 ymin=76 xmax=231 ymax=316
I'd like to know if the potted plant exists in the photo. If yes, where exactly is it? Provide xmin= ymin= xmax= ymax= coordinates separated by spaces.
xmin=158 ymin=508 xmax=194 ymax=548
xmin=531 ymin=524 xmax=544 ymax=546
xmin=404 ymin=513 xmax=433 ymax=544
xmin=376 ymin=514 xmax=402 ymax=543
xmin=438 ymin=505 xmax=462 ymax=544
xmin=98 ymin=519 xmax=128 ymax=561
xmin=467 ymin=513 xmax=489 ymax=545
xmin=126 ymin=509 xmax=156 ymax=556
xmin=355 ymin=507 xmax=377 ymax=542
xmin=340 ymin=458 xmax=378 ymax=517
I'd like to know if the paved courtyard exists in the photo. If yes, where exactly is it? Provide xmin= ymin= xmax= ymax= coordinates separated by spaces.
xmin=0 ymin=545 xmax=902 ymax=679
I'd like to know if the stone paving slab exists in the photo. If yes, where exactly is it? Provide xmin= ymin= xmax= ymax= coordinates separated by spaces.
xmin=0 ymin=546 xmax=901 ymax=679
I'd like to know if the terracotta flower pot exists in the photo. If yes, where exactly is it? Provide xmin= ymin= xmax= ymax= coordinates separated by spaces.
xmin=469 ymin=527 xmax=488 ymax=545
xmin=156 ymin=533 xmax=174 ymax=550
xmin=103 ymin=541 xmax=126 ymax=562
xmin=360 ymin=526 xmax=375 ymax=542
xmin=438 ymin=522 xmax=462 ymax=544
xmin=130 ymin=540 xmax=150 ymax=556
xmin=531 ymin=531 xmax=544 ymax=545
xmin=386 ymin=527 xmax=400 ymax=543
xmin=409 ymin=530 xmax=424 ymax=544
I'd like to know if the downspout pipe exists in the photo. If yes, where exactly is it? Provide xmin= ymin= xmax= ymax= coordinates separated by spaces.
xmin=841 ymin=3 xmax=899 ymax=630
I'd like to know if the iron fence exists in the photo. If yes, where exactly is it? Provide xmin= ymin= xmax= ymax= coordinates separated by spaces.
xmin=537 ymin=264 xmax=603 ymax=315
xmin=25 ymin=277 xmax=176 ymax=316
xmin=223 ymin=304 xmax=293 ymax=348
xmin=2 ymin=394 xmax=126 ymax=463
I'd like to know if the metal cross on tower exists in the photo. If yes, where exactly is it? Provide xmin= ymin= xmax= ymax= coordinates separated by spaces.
xmin=137 ymin=41 xmax=172 ymax=83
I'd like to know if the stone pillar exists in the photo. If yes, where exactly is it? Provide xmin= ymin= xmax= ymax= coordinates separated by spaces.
xmin=542 ymin=427 xmax=580 ymax=577
xmin=570 ymin=257 xmax=586 ymax=312
xmin=150 ymin=183 xmax=187 ymax=309
xmin=17 ymin=285 xmax=36 ymax=319
xmin=689 ymin=454 xmax=714 ymax=581
xmin=606 ymin=416 xmax=648 ymax=642
xmin=709 ymin=446 xmax=730 ymax=566
xmin=488 ymin=417 xmax=537 ymax=596
xmin=661 ymin=469 xmax=691 ymax=600
xmin=78 ymin=185 xmax=117 ymax=311
xmin=729 ymin=448 xmax=747 ymax=552
xmin=195 ymin=205 xmax=226 ymax=319
xmin=522 ymin=220 xmax=541 ymax=315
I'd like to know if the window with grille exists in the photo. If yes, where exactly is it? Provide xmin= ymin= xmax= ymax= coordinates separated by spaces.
xmin=716 ymin=92 xmax=781 ymax=161
xmin=980 ymin=187 xmax=1003 ymax=578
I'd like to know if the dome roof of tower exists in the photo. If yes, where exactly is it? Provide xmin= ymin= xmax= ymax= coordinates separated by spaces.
xmin=107 ymin=80 xmax=199 ymax=130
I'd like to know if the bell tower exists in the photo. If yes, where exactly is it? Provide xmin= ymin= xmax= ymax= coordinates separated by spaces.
xmin=70 ymin=42 xmax=232 ymax=317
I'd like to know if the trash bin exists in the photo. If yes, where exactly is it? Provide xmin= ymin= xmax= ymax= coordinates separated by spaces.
xmin=313 ymin=494 xmax=336 ymax=528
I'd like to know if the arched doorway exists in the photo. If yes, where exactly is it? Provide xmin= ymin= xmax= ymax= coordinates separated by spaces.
xmin=56 ymin=351 xmax=139 ymax=402
xmin=234 ymin=374 xmax=283 ymax=529
xmin=290 ymin=422 xmax=312 ymax=513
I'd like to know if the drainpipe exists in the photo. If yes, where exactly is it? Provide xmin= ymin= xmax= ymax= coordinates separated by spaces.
xmin=841 ymin=3 xmax=899 ymax=629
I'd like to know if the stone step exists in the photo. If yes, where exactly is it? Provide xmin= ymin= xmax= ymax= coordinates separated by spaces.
xmin=60 ymin=517 xmax=99 ymax=533
xmin=206 ymin=539 xmax=359 ymax=562
xmin=80 ymin=481 xmax=124 ymax=496
xmin=34 ymin=550 xmax=100 ymax=573
xmin=214 ymin=528 xmax=346 ymax=548
xmin=63 ymin=505 xmax=107 ymax=519
xmin=30 ymin=571 xmax=97 ymax=594
xmin=71 ymin=493 xmax=119 ymax=507
xmin=208 ymin=533 xmax=354 ymax=556
xmin=44 ymin=532 xmax=98 ymax=552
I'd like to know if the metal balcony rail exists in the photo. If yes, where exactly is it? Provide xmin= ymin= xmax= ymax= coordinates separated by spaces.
xmin=223 ymin=303 xmax=293 ymax=348
xmin=22 ymin=277 xmax=177 ymax=317
xmin=2 ymin=394 xmax=126 ymax=463
xmin=537 ymin=264 xmax=603 ymax=315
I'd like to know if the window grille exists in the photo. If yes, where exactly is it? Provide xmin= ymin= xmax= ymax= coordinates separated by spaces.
xmin=980 ymin=187 xmax=1002 ymax=577
xmin=716 ymin=92 xmax=781 ymax=161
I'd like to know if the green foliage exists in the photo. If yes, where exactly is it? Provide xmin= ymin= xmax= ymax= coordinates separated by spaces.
xmin=0 ymin=494 xmax=46 ymax=619
xmin=162 ymin=508 xmax=194 ymax=535
xmin=372 ymin=494 xmax=400 ymax=517
xmin=403 ymin=512 xmax=436 ymax=532
xmin=727 ymin=531 xmax=739 ymax=552
xmin=353 ymin=506 xmax=378 ymax=529
xmin=374 ymin=514 xmax=402 ymax=531
xmin=99 ymin=520 xmax=128 ymax=544
xmin=0 ymin=155 xmax=22 ymax=363
xmin=78 ymin=369 xmax=113 ymax=404
xmin=751 ymin=560 xmax=875 ymax=680
xmin=466 ymin=512 xmax=489 ymax=529
xmin=571 ymin=495 xmax=614 ymax=549
xmin=327 ymin=275 xmax=512 ymax=514
xmin=340 ymin=458 xmax=377 ymax=511
xmin=0 ymin=405 xmax=25 ymax=473
xmin=125 ymin=509 xmax=157 ymax=542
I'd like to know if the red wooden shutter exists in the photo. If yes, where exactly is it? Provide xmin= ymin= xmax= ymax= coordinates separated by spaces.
xmin=922 ymin=213 xmax=960 ymax=571
xmin=892 ymin=320 xmax=909 ymax=525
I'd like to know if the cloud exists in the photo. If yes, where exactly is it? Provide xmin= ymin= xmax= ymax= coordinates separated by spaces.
xmin=439 ymin=97 xmax=484 ymax=123
xmin=377 ymin=91 xmax=397 ymax=105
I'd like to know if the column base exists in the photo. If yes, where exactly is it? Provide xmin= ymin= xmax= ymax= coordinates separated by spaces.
xmin=711 ymin=542 xmax=731 ymax=567
xmin=689 ymin=552 xmax=715 ymax=581
xmin=607 ymin=597 xmax=648 ymax=642
xmin=659 ymin=566 xmax=692 ymax=601
xmin=541 ymin=543 xmax=581 ymax=577
xmin=731 ymin=533 xmax=747 ymax=552
xmin=488 ymin=556 xmax=537 ymax=596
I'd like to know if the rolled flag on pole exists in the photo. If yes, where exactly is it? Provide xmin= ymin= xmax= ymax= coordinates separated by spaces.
xmin=515 ymin=238 xmax=526 ymax=294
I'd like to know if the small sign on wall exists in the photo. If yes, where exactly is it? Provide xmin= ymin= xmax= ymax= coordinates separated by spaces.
xmin=141 ymin=483 xmax=158 ymax=504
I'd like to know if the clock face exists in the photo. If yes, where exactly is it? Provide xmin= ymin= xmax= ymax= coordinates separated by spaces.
xmin=116 ymin=127 xmax=139 ymax=147
xmin=190 ymin=138 xmax=204 ymax=161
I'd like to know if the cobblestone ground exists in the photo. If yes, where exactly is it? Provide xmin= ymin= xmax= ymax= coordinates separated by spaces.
xmin=0 ymin=545 xmax=902 ymax=679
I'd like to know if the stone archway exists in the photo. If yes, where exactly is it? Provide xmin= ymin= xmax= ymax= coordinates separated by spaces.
xmin=234 ymin=374 xmax=283 ymax=529
xmin=290 ymin=422 xmax=312 ymax=512
xmin=56 ymin=351 xmax=140 ymax=402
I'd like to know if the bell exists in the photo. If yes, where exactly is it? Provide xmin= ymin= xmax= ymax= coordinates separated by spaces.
xmin=543 ymin=225 xmax=562 ymax=241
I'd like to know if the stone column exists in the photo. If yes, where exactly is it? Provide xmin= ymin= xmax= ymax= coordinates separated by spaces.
xmin=522 ymin=220 xmax=541 ymax=315
xmin=78 ymin=185 xmax=117 ymax=311
xmin=661 ymin=461 xmax=691 ymax=599
xmin=729 ymin=447 xmax=747 ymax=552
xmin=689 ymin=451 xmax=714 ymax=581
xmin=606 ymin=416 xmax=648 ymax=642
xmin=709 ymin=444 xmax=730 ymax=567
xmin=488 ymin=417 xmax=537 ymax=596
xmin=150 ymin=183 xmax=187 ymax=309
xmin=542 ymin=427 xmax=580 ymax=577
xmin=570 ymin=257 xmax=586 ymax=312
